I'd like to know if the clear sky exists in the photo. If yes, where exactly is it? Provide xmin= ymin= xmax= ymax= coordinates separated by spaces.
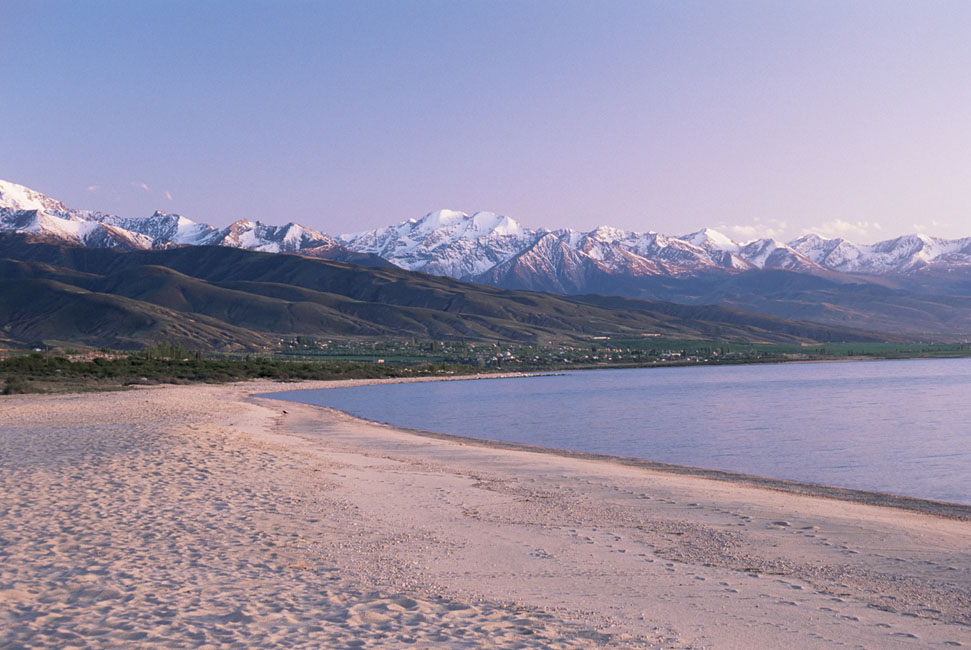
xmin=3 ymin=1 xmax=970 ymax=241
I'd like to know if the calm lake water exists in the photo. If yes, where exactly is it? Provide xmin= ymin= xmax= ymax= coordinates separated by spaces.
xmin=267 ymin=358 xmax=971 ymax=505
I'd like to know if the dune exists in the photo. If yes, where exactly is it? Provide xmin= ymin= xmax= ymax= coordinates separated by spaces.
xmin=1 ymin=377 xmax=969 ymax=648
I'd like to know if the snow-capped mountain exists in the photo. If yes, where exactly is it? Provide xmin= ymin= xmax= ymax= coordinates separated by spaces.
xmin=341 ymin=215 xmax=832 ymax=288
xmin=337 ymin=214 xmax=762 ymax=288
xmin=98 ymin=208 xmax=345 ymax=253
xmin=472 ymin=232 xmax=593 ymax=293
xmin=0 ymin=180 xmax=156 ymax=250
xmin=339 ymin=209 xmax=534 ymax=278
xmin=0 ymin=179 xmax=386 ymax=265
xmin=0 ymin=181 xmax=83 ymax=218
xmin=97 ymin=211 xmax=219 ymax=246
xmin=341 ymin=212 xmax=971 ymax=288
xmin=790 ymin=233 xmax=971 ymax=274
xmin=201 ymin=219 xmax=339 ymax=252
xmin=4 ymin=179 xmax=971 ymax=291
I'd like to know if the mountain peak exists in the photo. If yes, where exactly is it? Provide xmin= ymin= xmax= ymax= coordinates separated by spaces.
xmin=3 ymin=179 xmax=971 ymax=286
xmin=470 ymin=211 xmax=523 ymax=236
xmin=588 ymin=225 xmax=629 ymax=242
xmin=416 ymin=209 xmax=469 ymax=231
xmin=681 ymin=228 xmax=738 ymax=254
xmin=0 ymin=179 xmax=71 ymax=216
xmin=789 ymin=232 xmax=836 ymax=247
xmin=408 ymin=209 xmax=525 ymax=238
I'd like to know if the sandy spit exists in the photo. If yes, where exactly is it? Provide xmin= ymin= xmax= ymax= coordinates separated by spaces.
xmin=1 ymin=376 xmax=970 ymax=649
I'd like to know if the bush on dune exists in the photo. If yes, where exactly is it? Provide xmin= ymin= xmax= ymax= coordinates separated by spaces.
xmin=2 ymin=375 xmax=34 ymax=395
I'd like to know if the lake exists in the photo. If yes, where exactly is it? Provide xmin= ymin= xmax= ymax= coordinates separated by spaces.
xmin=265 ymin=358 xmax=971 ymax=505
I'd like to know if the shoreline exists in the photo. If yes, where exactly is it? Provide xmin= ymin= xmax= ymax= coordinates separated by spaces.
xmin=256 ymin=373 xmax=971 ymax=520
xmin=3 ymin=379 xmax=970 ymax=648
xmin=251 ymin=382 xmax=971 ymax=646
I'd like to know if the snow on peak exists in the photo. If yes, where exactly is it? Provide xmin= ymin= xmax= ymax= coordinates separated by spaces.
xmin=588 ymin=225 xmax=629 ymax=242
xmin=415 ymin=209 xmax=469 ymax=232
xmin=0 ymin=179 xmax=338 ymax=254
xmin=0 ymin=179 xmax=74 ymax=217
xmin=281 ymin=222 xmax=309 ymax=241
xmin=0 ymin=179 xmax=48 ymax=210
xmin=146 ymin=210 xmax=198 ymax=229
xmin=337 ymin=209 xmax=536 ymax=277
xmin=402 ymin=209 xmax=525 ymax=240
xmin=6 ymin=178 xmax=971 ymax=280
xmin=790 ymin=232 xmax=833 ymax=245
xmin=683 ymin=227 xmax=738 ymax=252
xmin=739 ymin=238 xmax=785 ymax=267
xmin=470 ymin=211 xmax=523 ymax=236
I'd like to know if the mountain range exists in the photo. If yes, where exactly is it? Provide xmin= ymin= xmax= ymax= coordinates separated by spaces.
xmin=5 ymin=179 xmax=970 ymax=279
xmin=340 ymin=210 xmax=971 ymax=285
xmin=0 ymin=232 xmax=884 ymax=350
xmin=0 ymin=180 xmax=390 ymax=267
xmin=3 ymin=179 xmax=970 ymax=338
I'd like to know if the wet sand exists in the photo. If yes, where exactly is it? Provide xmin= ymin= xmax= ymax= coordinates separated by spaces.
xmin=2 ymin=378 xmax=969 ymax=648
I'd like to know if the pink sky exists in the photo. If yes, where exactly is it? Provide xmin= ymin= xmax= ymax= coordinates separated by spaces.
xmin=4 ymin=1 xmax=970 ymax=242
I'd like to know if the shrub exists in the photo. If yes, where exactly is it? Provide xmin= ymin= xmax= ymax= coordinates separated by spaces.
xmin=2 ymin=375 xmax=32 ymax=395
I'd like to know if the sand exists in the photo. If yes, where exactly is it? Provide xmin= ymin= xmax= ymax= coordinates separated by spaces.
xmin=1 ymin=377 xmax=969 ymax=649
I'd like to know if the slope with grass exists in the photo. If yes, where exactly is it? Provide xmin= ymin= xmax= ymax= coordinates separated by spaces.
xmin=0 ymin=234 xmax=892 ymax=350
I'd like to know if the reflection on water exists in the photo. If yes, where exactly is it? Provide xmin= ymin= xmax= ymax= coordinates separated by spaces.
xmin=267 ymin=358 xmax=971 ymax=505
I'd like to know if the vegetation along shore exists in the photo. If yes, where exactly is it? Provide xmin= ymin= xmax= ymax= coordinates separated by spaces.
xmin=3 ymin=338 xmax=971 ymax=395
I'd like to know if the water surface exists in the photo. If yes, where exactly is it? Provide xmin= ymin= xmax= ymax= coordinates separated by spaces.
xmin=267 ymin=358 xmax=971 ymax=504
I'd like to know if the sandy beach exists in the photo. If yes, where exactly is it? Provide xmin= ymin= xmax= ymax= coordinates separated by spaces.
xmin=2 ymin=378 xmax=970 ymax=649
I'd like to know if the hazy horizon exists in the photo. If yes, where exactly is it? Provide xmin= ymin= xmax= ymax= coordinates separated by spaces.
xmin=4 ymin=1 xmax=970 ymax=241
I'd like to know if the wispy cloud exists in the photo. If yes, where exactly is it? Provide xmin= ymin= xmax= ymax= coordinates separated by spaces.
xmin=728 ymin=224 xmax=758 ymax=239
xmin=164 ymin=190 xmax=173 ymax=201
xmin=719 ymin=217 xmax=788 ymax=242
xmin=803 ymin=219 xmax=882 ymax=239
xmin=912 ymin=219 xmax=942 ymax=234
xmin=131 ymin=182 xmax=151 ymax=193
xmin=86 ymin=185 xmax=101 ymax=192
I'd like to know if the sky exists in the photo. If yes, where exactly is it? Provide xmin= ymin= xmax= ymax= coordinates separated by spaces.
xmin=3 ymin=0 xmax=970 ymax=242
